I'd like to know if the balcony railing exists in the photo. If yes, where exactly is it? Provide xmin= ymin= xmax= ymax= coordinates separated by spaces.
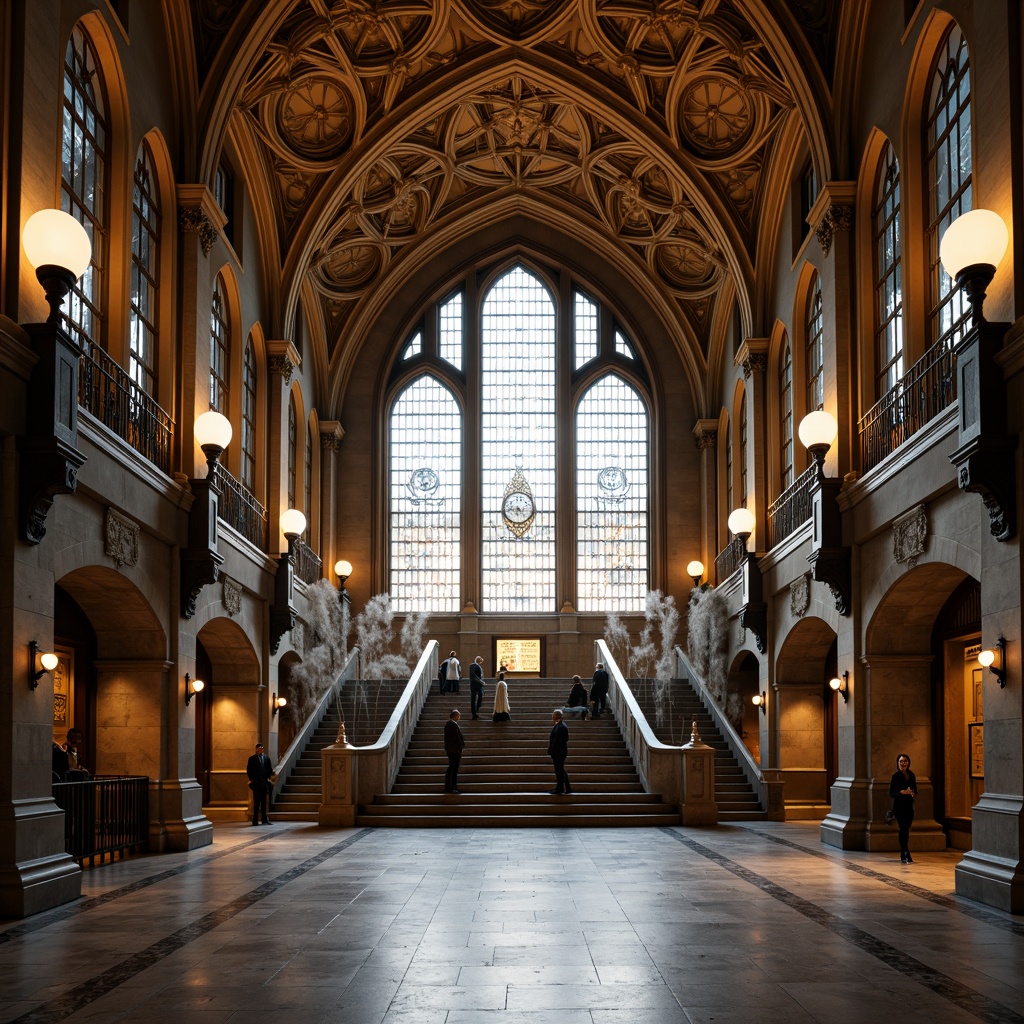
xmin=293 ymin=537 xmax=322 ymax=586
xmin=217 ymin=467 xmax=268 ymax=550
xmin=767 ymin=463 xmax=817 ymax=549
xmin=52 ymin=775 xmax=149 ymax=866
xmin=860 ymin=338 xmax=957 ymax=473
xmin=79 ymin=341 xmax=173 ymax=473
xmin=714 ymin=536 xmax=747 ymax=583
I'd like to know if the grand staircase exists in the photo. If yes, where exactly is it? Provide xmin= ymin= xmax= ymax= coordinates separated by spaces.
xmin=628 ymin=676 xmax=766 ymax=820
xmin=354 ymin=678 xmax=681 ymax=827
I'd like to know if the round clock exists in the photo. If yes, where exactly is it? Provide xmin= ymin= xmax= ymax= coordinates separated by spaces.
xmin=502 ymin=490 xmax=535 ymax=525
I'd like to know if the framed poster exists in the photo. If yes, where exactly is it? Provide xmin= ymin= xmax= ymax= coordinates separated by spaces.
xmin=971 ymin=667 xmax=984 ymax=720
xmin=969 ymin=721 xmax=984 ymax=779
xmin=494 ymin=637 xmax=542 ymax=674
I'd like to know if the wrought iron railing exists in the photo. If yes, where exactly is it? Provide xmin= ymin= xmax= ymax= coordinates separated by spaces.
xmin=79 ymin=342 xmax=173 ymax=473
xmin=860 ymin=338 xmax=956 ymax=472
xmin=293 ymin=537 xmax=322 ymax=586
xmin=217 ymin=467 xmax=268 ymax=550
xmin=52 ymin=775 xmax=149 ymax=866
xmin=714 ymin=536 xmax=747 ymax=583
xmin=767 ymin=463 xmax=817 ymax=549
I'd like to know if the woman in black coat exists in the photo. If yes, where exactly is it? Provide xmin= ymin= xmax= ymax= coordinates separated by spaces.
xmin=888 ymin=753 xmax=918 ymax=863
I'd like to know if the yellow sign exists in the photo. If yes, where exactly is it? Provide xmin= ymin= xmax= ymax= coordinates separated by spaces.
xmin=496 ymin=638 xmax=541 ymax=673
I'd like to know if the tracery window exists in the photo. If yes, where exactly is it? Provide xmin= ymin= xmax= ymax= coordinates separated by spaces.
xmin=209 ymin=280 xmax=229 ymax=413
xmin=61 ymin=25 xmax=107 ymax=351
xmin=779 ymin=340 xmax=794 ymax=490
xmin=130 ymin=144 xmax=159 ymax=396
xmin=287 ymin=397 xmax=297 ymax=510
xmin=241 ymin=339 xmax=257 ymax=491
xmin=806 ymin=277 xmax=824 ymax=413
xmin=926 ymin=25 xmax=972 ymax=348
xmin=387 ymin=263 xmax=650 ymax=614
xmin=873 ymin=143 xmax=903 ymax=397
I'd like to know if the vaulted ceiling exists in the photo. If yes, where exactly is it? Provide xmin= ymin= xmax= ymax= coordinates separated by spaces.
xmin=188 ymin=0 xmax=839 ymax=400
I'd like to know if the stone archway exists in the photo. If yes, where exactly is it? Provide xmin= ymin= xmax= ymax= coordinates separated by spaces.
xmin=776 ymin=616 xmax=838 ymax=818
xmin=862 ymin=561 xmax=970 ymax=852
xmin=196 ymin=617 xmax=261 ymax=816
xmin=727 ymin=651 xmax=761 ymax=761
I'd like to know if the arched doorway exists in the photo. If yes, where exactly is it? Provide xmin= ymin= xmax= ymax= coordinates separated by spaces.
xmin=728 ymin=651 xmax=761 ymax=761
xmin=276 ymin=651 xmax=302 ymax=756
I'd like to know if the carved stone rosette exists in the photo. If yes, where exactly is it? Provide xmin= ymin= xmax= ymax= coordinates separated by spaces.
xmin=105 ymin=509 xmax=140 ymax=569
xmin=893 ymin=504 xmax=928 ymax=568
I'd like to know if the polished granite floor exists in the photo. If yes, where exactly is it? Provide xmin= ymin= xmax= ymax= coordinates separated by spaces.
xmin=2 ymin=821 xmax=1023 ymax=1024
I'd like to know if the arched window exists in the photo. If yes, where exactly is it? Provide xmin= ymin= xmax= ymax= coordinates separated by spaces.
xmin=304 ymin=423 xmax=313 ymax=543
xmin=61 ymin=25 xmax=107 ymax=351
xmin=390 ymin=377 xmax=462 ymax=613
xmin=779 ymin=339 xmax=793 ymax=490
xmin=739 ymin=391 xmax=748 ymax=507
xmin=287 ymin=396 xmax=297 ymax=510
xmin=387 ymin=262 xmax=651 ymax=613
xmin=241 ymin=338 xmax=257 ymax=491
xmin=806 ymin=277 xmax=824 ymax=413
xmin=725 ymin=413 xmax=733 ymax=516
xmin=873 ymin=143 xmax=903 ymax=397
xmin=576 ymin=376 xmax=649 ymax=612
xmin=209 ymin=279 xmax=229 ymax=413
xmin=927 ymin=24 xmax=972 ymax=348
xmin=482 ymin=268 xmax=557 ymax=612
xmin=130 ymin=143 xmax=159 ymax=396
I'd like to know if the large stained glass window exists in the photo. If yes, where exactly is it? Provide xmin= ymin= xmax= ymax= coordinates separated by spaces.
xmin=209 ymin=279 xmax=229 ymax=413
xmin=481 ymin=268 xmax=556 ymax=612
xmin=387 ymin=261 xmax=650 ymax=613
xmin=130 ymin=143 xmax=159 ymax=396
xmin=390 ymin=377 xmax=461 ymax=612
xmin=806 ymin=277 xmax=824 ymax=413
xmin=874 ymin=143 xmax=903 ymax=397
xmin=241 ymin=338 xmax=257 ymax=491
xmin=576 ymin=377 xmax=649 ymax=611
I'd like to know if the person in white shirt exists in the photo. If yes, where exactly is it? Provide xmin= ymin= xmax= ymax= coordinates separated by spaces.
xmin=446 ymin=651 xmax=462 ymax=694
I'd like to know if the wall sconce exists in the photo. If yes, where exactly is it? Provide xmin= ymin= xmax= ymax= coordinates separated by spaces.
xmin=272 ymin=692 xmax=287 ymax=716
xmin=17 ymin=209 xmax=92 ymax=544
xmin=799 ymin=410 xmax=851 ymax=615
xmin=829 ymin=671 xmax=849 ymax=703
xmin=978 ymin=637 xmax=1006 ymax=688
xmin=29 ymin=640 xmax=58 ymax=690
xmin=181 ymin=411 xmax=232 ymax=617
xmin=941 ymin=210 xmax=1016 ymax=542
xmin=686 ymin=560 xmax=705 ymax=587
xmin=728 ymin=507 xmax=755 ymax=550
xmin=185 ymin=672 xmax=205 ymax=706
xmin=939 ymin=208 xmax=1009 ymax=326
xmin=752 ymin=691 xmax=767 ymax=716
xmin=270 ymin=509 xmax=306 ymax=654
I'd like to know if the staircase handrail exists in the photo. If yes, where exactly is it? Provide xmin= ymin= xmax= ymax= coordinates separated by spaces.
xmin=673 ymin=644 xmax=770 ymax=812
xmin=347 ymin=639 xmax=439 ymax=804
xmin=273 ymin=646 xmax=360 ymax=798
xmin=595 ymin=639 xmax=685 ymax=804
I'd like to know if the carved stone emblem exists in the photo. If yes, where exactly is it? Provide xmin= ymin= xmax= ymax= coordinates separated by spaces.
xmin=790 ymin=574 xmax=810 ymax=618
xmin=222 ymin=576 xmax=242 ymax=617
xmin=105 ymin=509 xmax=139 ymax=569
xmin=291 ymin=620 xmax=305 ymax=654
xmin=893 ymin=504 xmax=928 ymax=568
xmin=179 ymin=206 xmax=217 ymax=256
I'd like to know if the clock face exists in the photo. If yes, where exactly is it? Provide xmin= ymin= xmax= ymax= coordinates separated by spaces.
xmin=502 ymin=491 xmax=535 ymax=524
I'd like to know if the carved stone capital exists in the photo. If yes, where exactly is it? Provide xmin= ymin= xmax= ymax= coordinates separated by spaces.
xmin=105 ymin=509 xmax=140 ymax=569
xmin=693 ymin=418 xmax=718 ymax=450
xmin=742 ymin=352 xmax=767 ymax=379
xmin=320 ymin=420 xmax=344 ymax=452
xmin=268 ymin=354 xmax=294 ymax=383
xmin=816 ymin=204 xmax=854 ymax=257
xmin=893 ymin=504 xmax=928 ymax=568
xmin=178 ymin=206 xmax=218 ymax=256
xmin=267 ymin=340 xmax=301 ymax=385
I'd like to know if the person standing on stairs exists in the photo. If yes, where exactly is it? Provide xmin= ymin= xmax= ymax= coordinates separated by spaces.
xmin=548 ymin=709 xmax=571 ymax=795
xmin=469 ymin=655 xmax=485 ymax=719
xmin=447 ymin=651 xmax=462 ymax=694
xmin=590 ymin=662 xmax=609 ymax=718
xmin=443 ymin=709 xmax=465 ymax=794
xmin=493 ymin=671 xmax=511 ymax=722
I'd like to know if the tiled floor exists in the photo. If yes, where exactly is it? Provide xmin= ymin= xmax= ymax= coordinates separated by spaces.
xmin=2 ymin=822 xmax=1023 ymax=1023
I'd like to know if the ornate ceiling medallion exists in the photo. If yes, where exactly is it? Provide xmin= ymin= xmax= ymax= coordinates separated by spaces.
xmin=277 ymin=76 xmax=354 ymax=159
xmin=501 ymin=462 xmax=536 ymax=538
xmin=679 ymin=76 xmax=752 ymax=155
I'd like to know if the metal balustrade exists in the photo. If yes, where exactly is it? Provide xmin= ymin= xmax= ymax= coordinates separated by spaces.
xmin=860 ymin=338 xmax=956 ymax=472
xmin=217 ymin=466 xmax=268 ymax=550
xmin=767 ymin=463 xmax=817 ymax=549
xmin=714 ymin=536 xmax=747 ymax=583
xmin=52 ymin=775 xmax=149 ymax=866
xmin=79 ymin=342 xmax=173 ymax=472
xmin=292 ymin=537 xmax=323 ymax=585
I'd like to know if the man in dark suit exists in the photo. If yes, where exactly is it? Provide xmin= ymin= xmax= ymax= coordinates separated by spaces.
xmin=443 ymin=709 xmax=465 ymax=793
xmin=246 ymin=742 xmax=274 ymax=825
xmin=469 ymin=656 xmax=485 ymax=719
xmin=548 ymin=710 xmax=571 ymax=795
xmin=590 ymin=662 xmax=610 ymax=718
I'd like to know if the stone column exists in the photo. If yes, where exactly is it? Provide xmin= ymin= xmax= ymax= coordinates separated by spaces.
xmin=692 ymin=420 xmax=718 ymax=576
xmin=319 ymin=421 xmax=344 ymax=580
xmin=735 ymin=339 xmax=769 ymax=545
xmin=267 ymin=341 xmax=301 ymax=554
